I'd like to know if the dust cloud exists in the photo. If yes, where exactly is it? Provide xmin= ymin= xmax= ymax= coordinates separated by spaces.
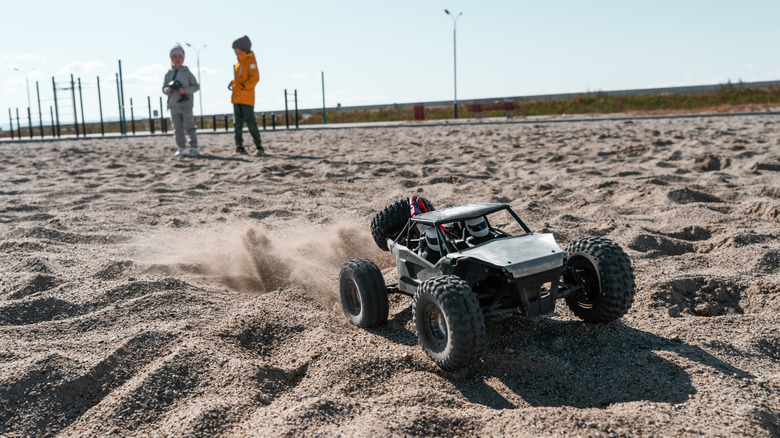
xmin=134 ymin=220 xmax=390 ymax=307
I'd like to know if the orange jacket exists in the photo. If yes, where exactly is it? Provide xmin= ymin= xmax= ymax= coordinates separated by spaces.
xmin=229 ymin=51 xmax=259 ymax=106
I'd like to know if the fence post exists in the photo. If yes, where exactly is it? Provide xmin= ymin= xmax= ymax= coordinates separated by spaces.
xmin=321 ymin=71 xmax=327 ymax=124
xmin=224 ymin=114 xmax=228 ymax=131
xmin=262 ymin=113 xmax=266 ymax=130
xmin=294 ymin=89 xmax=299 ymax=129
xmin=15 ymin=108 xmax=21 ymax=139
xmin=159 ymin=97 xmax=165 ymax=133
xmin=8 ymin=108 xmax=13 ymax=140
xmin=52 ymin=77 xmax=61 ymax=137
xmin=212 ymin=114 xmax=216 ymax=131
xmin=118 ymin=60 xmax=127 ymax=135
xmin=115 ymin=74 xmax=123 ymax=135
xmin=78 ymin=78 xmax=86 ymax=136
xmin=148 ymin=96 xmax=154 ymax=134
xmin=70 ymin=75 xmax=79 ymax=137
xmin=97 ymin=76 xmax=105 ymax=136
xmin=35 ymin=81 xmax=43 ymax=138
xmin=284 ymin=89 xmax=290 ymax=129
xmin=272 ymin=113 xmax=276 ymax=130
xmin=49 ymin=107 xmax=55 ymax=137
xmin=130 ymin=98 xmax=135 ymax=134
xmin=27 ymin=107 xmax=32 ymax=139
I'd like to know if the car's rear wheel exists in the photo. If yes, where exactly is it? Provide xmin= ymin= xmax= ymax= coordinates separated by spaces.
xmin=413 ymin=275 xmax=485 ymax=371
xmin=339 ymin=258 xmax=388 ymax=327
xmin=370 ymin=196 xmax=434 ymax=251
xmin=563 ymin=237 xmax=636 ymax=323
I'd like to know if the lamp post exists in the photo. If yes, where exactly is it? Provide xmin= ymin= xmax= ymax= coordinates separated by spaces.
xmin=185 ymin=43 xmax=206 ymax=118
xmin=12 ymin=67 xmax=35 ymax=109
xmin=444 ymin=9 xmax=462 ymax=119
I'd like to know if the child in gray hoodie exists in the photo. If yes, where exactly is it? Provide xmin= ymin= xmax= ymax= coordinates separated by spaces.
xmin=163 ymin=43 xmax=200 ymax=157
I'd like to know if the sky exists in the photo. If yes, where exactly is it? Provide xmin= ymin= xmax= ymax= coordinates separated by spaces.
xmin=2 ymin=0 xmax=779 ymax=128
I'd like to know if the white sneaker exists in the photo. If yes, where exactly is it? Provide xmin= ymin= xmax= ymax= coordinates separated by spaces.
xmin=173 ymin=148 xmax=188 ymax=157
xmin=188 ymin=148 xmax=201 ymax=157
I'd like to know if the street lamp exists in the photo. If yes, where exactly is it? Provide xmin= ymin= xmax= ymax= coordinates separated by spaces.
xmin=444 ymin=9 xmax=462 ymax=119
xmin=185 ymin=42 xmax=206 ymax=118
xmin=12 ymin=67 xmax=35 ymax=109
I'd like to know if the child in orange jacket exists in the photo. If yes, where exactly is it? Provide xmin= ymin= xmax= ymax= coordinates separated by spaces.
xmin=228 ymin=35 xmax=264 ymax=155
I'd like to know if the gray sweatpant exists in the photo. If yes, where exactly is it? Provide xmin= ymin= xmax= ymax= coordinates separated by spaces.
xmin=171 ymin=107 xmax=198 ymax=150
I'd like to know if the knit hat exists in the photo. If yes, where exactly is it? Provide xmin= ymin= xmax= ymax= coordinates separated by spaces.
xmin=232 ymin=35 xmax=251 ymax=52
xmin=170 ymin=43 xmax=185 ymax=57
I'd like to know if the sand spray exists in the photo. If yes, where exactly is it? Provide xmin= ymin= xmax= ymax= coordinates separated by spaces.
xmin=134 ymin=220 xmax=391 ymax=309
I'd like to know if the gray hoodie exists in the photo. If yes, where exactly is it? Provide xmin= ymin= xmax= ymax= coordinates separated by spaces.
xmin=162 ymin=66 xmax=199 ymax=111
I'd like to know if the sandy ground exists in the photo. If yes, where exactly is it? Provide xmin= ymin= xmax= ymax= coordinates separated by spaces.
xmin=0 ymin=113 xmax=779 ymax=437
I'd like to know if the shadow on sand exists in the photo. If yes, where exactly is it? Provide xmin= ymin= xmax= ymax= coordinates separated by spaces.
xmin=457 ymin=318 xmax=753 ymax=409
xmin=187 ymin=153 xmax=251 ymax=162
xmin=369 ymin=302 xmax=753 ymax=410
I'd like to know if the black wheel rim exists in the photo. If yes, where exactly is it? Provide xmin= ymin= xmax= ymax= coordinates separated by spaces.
xmin=570 ymin=257 xmax=599 ymax=308
xmin=344 ymin=280 xmax=361 ymax=315
xmin=424 ymin=302 xmax=447 ymax=348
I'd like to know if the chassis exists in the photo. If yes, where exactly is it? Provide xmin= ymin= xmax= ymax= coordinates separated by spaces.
xmin=339 ymin=197 xmax=636 ymax=371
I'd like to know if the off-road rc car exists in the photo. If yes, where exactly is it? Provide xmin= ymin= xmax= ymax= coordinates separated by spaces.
xmin=339 ymin=196 xmax=636 ymax=371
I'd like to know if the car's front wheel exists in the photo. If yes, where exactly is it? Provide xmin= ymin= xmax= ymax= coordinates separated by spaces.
xmin=563 ymin=237 xmax=636 ymax=323
xmin=339 ymin=258 xmax=388 ymax=328
xmin=413 ymin=276 xmax=486 ymax=371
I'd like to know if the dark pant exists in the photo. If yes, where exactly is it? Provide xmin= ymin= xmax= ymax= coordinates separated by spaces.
xmin=233 ymin=104 xmax=262 ymax=149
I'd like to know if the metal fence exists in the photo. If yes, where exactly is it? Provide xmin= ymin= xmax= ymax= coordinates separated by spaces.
xmin=5 ymin=72 xmax=115 ymax=139
xmin=2 ymin=59 xmax=300 ymax=141
xmin=5 ymin=68 xmax=779 ymax=141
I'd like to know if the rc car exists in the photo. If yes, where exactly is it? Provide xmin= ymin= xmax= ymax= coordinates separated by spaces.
xmin=338 ymin=196 xmax=636 ymax=371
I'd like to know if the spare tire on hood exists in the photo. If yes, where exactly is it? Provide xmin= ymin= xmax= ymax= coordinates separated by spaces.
xmin=370 ymin=195 xmax=435 ymax=251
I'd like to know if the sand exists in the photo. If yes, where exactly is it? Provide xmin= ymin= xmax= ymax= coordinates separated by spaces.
xmin=0 ymin=113 xmax=778 ymax=437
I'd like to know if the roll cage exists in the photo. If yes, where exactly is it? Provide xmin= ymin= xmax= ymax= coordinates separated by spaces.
xmin=393 ymin=203 xmax=532 ymax=256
